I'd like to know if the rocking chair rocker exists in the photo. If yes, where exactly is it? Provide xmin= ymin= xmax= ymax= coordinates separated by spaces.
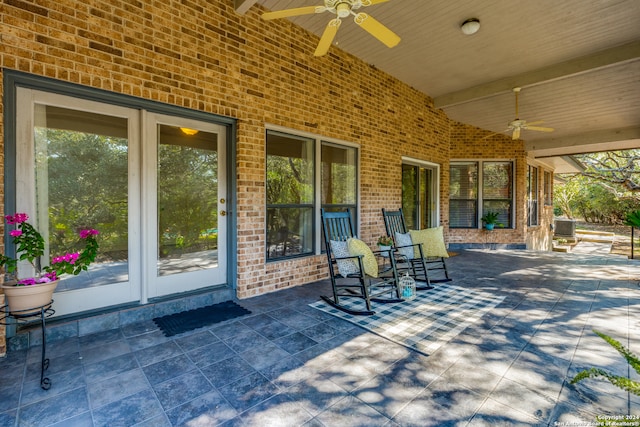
xmin=321 ymin=209 xmax=402 ymax=315
xmin=382 ymin=208 xmax=452 ymax=287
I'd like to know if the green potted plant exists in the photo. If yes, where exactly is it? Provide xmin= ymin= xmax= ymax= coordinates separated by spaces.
xmin=480 ymin=211 xmax=503 ymax=230
xmin=0 ymin=213 xmax=99 ymax=315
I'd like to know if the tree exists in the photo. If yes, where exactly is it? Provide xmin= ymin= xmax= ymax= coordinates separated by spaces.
xmin=577 ymin=150 xmax=640 ymax=194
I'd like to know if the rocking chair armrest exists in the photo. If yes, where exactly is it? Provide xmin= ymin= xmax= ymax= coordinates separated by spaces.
xmin=332 ymin=254 xmax=363 ymax=262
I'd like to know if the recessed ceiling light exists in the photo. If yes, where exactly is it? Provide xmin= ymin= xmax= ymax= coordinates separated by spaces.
xmin=460 ymin=18 xmax=480 ymax=35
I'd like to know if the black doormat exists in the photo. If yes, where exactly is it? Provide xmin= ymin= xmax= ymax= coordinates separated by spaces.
xmin=153 ymin=300 xmax=251 ymax=337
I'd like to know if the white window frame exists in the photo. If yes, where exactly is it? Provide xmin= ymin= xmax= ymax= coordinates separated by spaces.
xmin=450 ymin=159 xmax=516 ymax=229
xmin=265 ymin=125 xmax=360 ymax=259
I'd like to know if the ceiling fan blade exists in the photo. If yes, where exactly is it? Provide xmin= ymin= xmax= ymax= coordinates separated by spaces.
xmin=512 ymin=127 xmax=521 ymax=140
xmin=353 ymin=13 xmax=400 ymax=48
xmin=362 ymin=0 xmax=391 ymax=5
xmin=526 ymin=120 xmax=544 ymax=126
xmin=262 ymin=6 xmax=325 ymax=20
xmin=314 ymin=19 xmax=341 ymax=57
xmin=526 ymin=126 xmax=554 ymax=132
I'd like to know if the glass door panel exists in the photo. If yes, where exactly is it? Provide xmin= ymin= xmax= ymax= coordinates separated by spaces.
xmin=146 ymin=115 xmax=226 ymax=298
xmin=16 ymin=88 xmax=141 ymax=317
xmin=158 ymin=125 xmax=220 ymax=275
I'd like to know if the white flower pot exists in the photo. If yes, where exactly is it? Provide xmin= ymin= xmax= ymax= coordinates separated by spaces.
xmin=1 ymin=280 xmax=58 ymax=315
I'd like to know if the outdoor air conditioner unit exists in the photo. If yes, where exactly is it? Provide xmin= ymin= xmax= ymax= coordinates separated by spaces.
xmin=554 ymin=219 xmax=576 ymax=237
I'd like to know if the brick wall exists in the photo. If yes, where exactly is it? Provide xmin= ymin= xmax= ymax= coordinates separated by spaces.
xmin=449 ymin=122 xmax=528 ymax=246
xmin=0 ymin=0 xmax=451 ymax=304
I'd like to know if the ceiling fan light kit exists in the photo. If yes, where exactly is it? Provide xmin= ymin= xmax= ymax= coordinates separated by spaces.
xmin=460 ymin=18 xmax=480 ymax=35
xmin=262 ymin=0 xmax=400 ymax=56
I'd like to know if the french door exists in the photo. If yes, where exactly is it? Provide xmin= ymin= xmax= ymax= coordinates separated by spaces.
xmin=402 ymin=160 xmax=440 ymax=229
xmin=15 ymin=89 xmax=227 ymax=316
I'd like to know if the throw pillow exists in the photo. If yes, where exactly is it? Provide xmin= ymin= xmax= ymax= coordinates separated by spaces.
xmin=329 ymin=240 xmax=359 ymax=276
xmin=409 ymin=227 xmax=449 ymax=258
xmin=347 ymin=238 xmax=378 ymax=278
xmin=394 ymin=232 xmax=415 ymax=260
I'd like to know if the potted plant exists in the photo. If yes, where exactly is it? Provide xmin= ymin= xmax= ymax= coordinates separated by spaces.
xmin=480 ymin=211 xmax=503 ymax=231
xmin=376 ymin=235 xmax=394 ymax=257
xmin=0 ymin=213 xmax=99 ymax=315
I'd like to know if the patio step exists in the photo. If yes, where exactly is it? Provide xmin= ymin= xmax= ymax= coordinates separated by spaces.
xmin=576 ymin=229 xmax=615 ymax=243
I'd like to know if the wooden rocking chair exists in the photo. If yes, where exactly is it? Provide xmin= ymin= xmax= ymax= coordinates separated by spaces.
xmin=321 ymin=209 xmax=402 ymax=315
xmin=382 ymin=208 xmax=452 ymax=286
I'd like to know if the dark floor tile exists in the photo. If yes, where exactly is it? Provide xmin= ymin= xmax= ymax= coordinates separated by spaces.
xmin=239 ymin=341 xmax=291 ymax=371
xmin=83 ymin=352 xmax=139 ymax=382
xmin=225 ymin=330 xmax=273 ymax=353
xmin=88 ymin=368 xmax=149 ymax=408
xmin=276 ymin=311 xmax=322 ymax=331
xmin=284 ymin=373 xmax=349 ymax=416
xmin=0 ymin=410 xmax=16 ymax=427
xmin=0 ymin=386 xmax=20 ymax=412
xmin=236 ymin=392 xmax=314 ymax=426
xmin=218 ymin=371 xmax=279 ymax=412
xmin=258 ymin=355 xmax=312 ymax=389
xmin=49 ymin=411 xmax=94 ymax=427
xmin=120 ymin=320 xmax=158 ymax=338
xmin=153 ymin=369 xmax=213 ymax=410
xmin=19 ymin=386 xmax=90 ymax=426
xmin=173 ymin=330 xmax=220 ymax=352
xmin=134 ymin=341 xmax=183 ymax=367
xmin=273 ymin=332 xmax=318 ymax=355
xmin=200 ymin=356 xmax=256 ymax=388
xmin=186 ymin=340 xmax=236 ymax=367
xmin=312 ymin=394 xmax=390 ymax=427
xmin=165 ymin=389 xmax=238 ymax=426
xmin=301 ymin=322 xmax=341 ymax=343
xmin=127 ymin=329 xmax=172 ymax=352
xmin=80 ymin=340 xmax=132 ymax=365
xmin=21 ymin=365 xmax=86 ymax=406
xmin=142 ymin=354 xmax=196 ymax=385
xmin=92 ymin=388 xmax=164 ymax=427
xmin=79 ymin=328 xmax=124 ymax=350
xmin=252 ymin=320 xmax=298 ymax=340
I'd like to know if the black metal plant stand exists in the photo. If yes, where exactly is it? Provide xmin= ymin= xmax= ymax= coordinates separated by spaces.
xmin=1 ymin=300 xmax=55 ymax=390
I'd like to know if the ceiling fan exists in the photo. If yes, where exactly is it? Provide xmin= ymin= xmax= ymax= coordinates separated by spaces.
xmin=504 ymin=87 xmax=554 ymax=140
xmin=261 ymin=0 xmax=400 ymax=57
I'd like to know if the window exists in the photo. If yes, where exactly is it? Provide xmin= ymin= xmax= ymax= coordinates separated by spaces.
xmin=544 ymin=171 xmax=552 ymax=206
xmin=482 ymin=162 xmax=513 ymax=228
xmin=527 ymin=165 xmax=539 ymax=226
xmin=266 ymin=130 xmax=357 ymax=260
xmin=402 ymin=162 xmax=439 ymax=229
xmin=450 ymin=161 xmax=514 ymax=229
xmin=449 ymin=162 xmax=478 ymax=228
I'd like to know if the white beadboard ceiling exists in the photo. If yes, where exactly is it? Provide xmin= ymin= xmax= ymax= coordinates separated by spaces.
xmin=236 ymin=0 xmax=640 ymax=169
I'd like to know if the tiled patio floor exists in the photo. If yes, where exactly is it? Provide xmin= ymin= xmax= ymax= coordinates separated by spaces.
xmin=1 ymin=247 xmax=639 ymax=426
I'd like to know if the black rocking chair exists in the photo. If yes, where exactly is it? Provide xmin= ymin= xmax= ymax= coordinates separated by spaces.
xmin=382 ymin=208 xmax=452 ymax=286
xmin=321 ymin=209 xmax=402 ymax=315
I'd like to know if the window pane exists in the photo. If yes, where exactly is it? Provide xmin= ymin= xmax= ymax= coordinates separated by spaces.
xmin=402 ymin=165 xmax=418 ymax=230
xmin=482 ymin=200 xmax=512 ymax=228
xmin=450 ymin=162 xmax=478 ymax=228
xmin=266 ymin=207 xmax=313 ymax=258
xmin=321 ymin=143 xmax=356 ymax=205
xmin=34 ymin=105 xmax=129 ymax=291
xmin=450 ymin=200 xmax=478 ymax=228
xmin=266 ymin=130 xmax=315 ymax=261
xmin=158 ymin=125 xmax=219 ymax=276
xmin=483 ymin=162 xmax=512 ymax=199
xmin=266 ymin=132 xmax=314 ymax=205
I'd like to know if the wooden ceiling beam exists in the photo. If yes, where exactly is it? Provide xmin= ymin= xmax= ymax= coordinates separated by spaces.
xmin=526 ymin=126 xmax=640 ymax=157
xmin=434 ymin=41 xmax=640 ymax=109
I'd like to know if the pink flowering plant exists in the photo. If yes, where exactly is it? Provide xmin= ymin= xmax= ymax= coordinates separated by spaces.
xmin=0 ymin=213 xmax=99 ymax=286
